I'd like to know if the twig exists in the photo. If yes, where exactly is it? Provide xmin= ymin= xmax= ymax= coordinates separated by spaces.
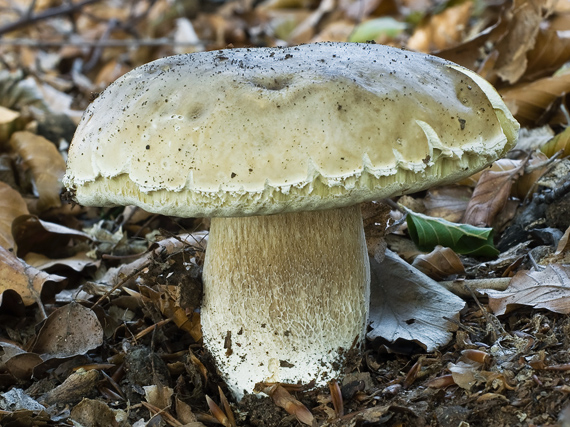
xmin=438 ymin=278 xmax=511 ymax=298
xmin=0 ymin=37 xmax=205 ymax=47
xmin=0 ymin=0 xmax=102 ymax=36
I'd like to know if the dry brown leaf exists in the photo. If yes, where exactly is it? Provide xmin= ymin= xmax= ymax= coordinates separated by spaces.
xmin=511 ymin=151 xmax=550 ymax=200
xmin=12 ymin=215 xmax=91 ymax=258
xmin=491 ymin=0 xmax=542 ymax=84
xmin=24 ymin=252 xmax=98 ymax=273
xmin=524 ymin=20 xmax=570 ymax=81
xmin=407 ymin=2 xmax=473 ymax=53
xmin=5 ymin=352 xmax=43 ymax=380
xmin=500 ymin=72 xmax=570 ymax=127
xmin=462 ymin=163 xmax=524 ymax=227
xmin=70 ymin=398 xmax=123 ymax=427
xmin=0 ymin=106 xmax=23 ymax=145
xmin=9 ymin=131 xmax=66 ymax=212
xmin=458 ymin=159 xmax=523 ymax=187
xmin=541 ymin=126 xmax=570 ymax=158
xmin=287 ymin=0 xmax=336 ymax=44
xmin=32 ymin=302 xmax=104 ymax=358
xmin=262 ymin=384 xmax=314 ymax=426
xmin=412 ymin=245 xmax=465 ymax=281
xmin=144 ymin=384 xmax=174 ymax=411
xmin=0 ymin=182 xmax=29 ymax=251
xmin=423 ymin=186 xmax=473 ymax=223
xmin=556 ymin=226 xmax=570 ymax=254
xmin=485 ymin=264 xmax=570 ymax=315
xmin=0 ymin=245 xmax=65 ymax=307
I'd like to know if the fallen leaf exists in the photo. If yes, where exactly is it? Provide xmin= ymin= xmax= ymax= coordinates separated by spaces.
xmin=524 ymin=21 xmax=570 ymax=81
xmin=0 ymin=106 xmax=23 ymax=146
xmin=484 ymin=264 xmax=570 ymax=315
xmin=261 ymin=384 xmax=314 ymax=426
xmin=0 ymin=182 xmax=29 ymax=251
xmin=367 ymin=250 xmax=466 ymax=352
xmin=0 ymin=245 xmax=65 ymax=307
xmin=12 ymin=214 xmax=91 ymax=258
xmin=406 ymin=210 xmax=499 ymax=257
xmin=9 ymin=131 xmax=66 ymax=212
xmin=423 ymin=186 xmax=472 ymax=223
xmin=407 ymin=2 xmax=473 ymax=52
xmin=32 ymin=302 xmax=104 ymax=358
xmin=500 ymin=72 xmax=570 ymax=127
xmin=490 ymin=0 xmax=542 ymax=84
xmin=461 ymin=163 xmax=524 ymax=228
xmin=24 ymin=252 xmax=98 ymax=273
xmin=541 ymin=126 xmax=570 ymax=158
xmin=70 ymin=398 xmax=125 ymax=427
xmin=412 ymin=245 xmax=465 ymax=281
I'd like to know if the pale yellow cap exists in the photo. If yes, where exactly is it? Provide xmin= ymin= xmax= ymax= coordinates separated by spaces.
xmin=63 ymin=42 xmax=519 ymax=217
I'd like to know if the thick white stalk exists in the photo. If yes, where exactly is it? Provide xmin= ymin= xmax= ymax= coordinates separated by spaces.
xmin=201 ymin=204 xmax=370 ymax=399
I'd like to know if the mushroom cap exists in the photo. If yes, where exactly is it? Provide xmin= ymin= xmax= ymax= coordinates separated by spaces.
xmin=64 ymin=42 xmax=518 ymax=217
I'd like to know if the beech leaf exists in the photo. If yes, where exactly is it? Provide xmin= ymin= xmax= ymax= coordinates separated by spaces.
xmin=9 ymin=131 xmax=66 ymax=212
xmin=484 ymin=265 xmax=570 ymax=315
xmin=412 ymin=245 xmax=465 ymax=281
xmin=405 ymin=210 xmax=498 ymax=257
xmin=0 ymin=182 xmax=29 ymax=251
xmin=368 ymin=250 xmax=466 ymax=352
xmin=0 ymin=245 xmax=65 ymax=307
xmin=32 ymin=302 xmax=104 ymax=359
xmin=461 ymin=163 xmax=524 ymax=228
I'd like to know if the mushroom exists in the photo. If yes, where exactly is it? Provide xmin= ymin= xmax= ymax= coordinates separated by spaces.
xmin=63 ymin=42 xmax=519 ymax=399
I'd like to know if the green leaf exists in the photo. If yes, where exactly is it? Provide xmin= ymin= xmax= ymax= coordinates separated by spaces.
xmin=348 ymin=18 xmax=407 ymax=43
xmin=405 ymin=210 xmax=499 ymax=257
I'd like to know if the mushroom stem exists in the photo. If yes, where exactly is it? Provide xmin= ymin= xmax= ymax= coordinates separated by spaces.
xmin=201 ymin=204 xmax=370 ymax=399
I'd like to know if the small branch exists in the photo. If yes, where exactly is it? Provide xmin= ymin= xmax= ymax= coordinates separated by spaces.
xmin=438 ymin=277 xmax=511 ymax=298
xmin=0 ymin=0 xmax=102 ymax=36
xmin=0 ymin=37 xmax=204 ymax=47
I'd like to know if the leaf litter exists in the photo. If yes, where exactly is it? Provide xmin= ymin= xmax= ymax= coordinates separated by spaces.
xmin=0 ymin=0 xmax=570 ymax=426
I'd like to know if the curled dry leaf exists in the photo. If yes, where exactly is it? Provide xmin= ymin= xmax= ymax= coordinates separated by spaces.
xmin=490 ymin=0 xmax=542 ymax=84
xmin=500 ymin=72 xmax=570 ymax=127
xmin=407 ymin=2 xmax=472 ymax=53
xmin=261 ymin=384 xmax=314 ymax=426
xmin=0 ymin=245 xmax=65 ymax=307
xmin=12 ymin=214 xmax=91 ymax=258
xmin=9 ymin=131 xmax=66 ymax=212
xmin=461 ymin=162 xmax=524 ymax=228
xmin=542 ymin=126 xmax=570 ymax=159
xmin=524 ymin=20 xmax=570 ymax=81
xmin=412 ymin=245 xmax=465 ymax=281
xmin=423 ymin=186 xmax=472 ymax=223
xmin=368 ymin=250 xmax=465 ymax=352
xmin=32 ymin=302 xmax=104 ymax=359
xmin=484 ymin=264 xmax=570 ymax=315
xmin=0 ymin=182 xmax=29 ymax=251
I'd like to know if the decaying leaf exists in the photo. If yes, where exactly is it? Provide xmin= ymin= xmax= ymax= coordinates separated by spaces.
xmin=9 ymin=131 xmax=66 ymax=212
xmin=407 ymin=2 xmax=472 ymax=52
xmin=462 ymin=163 xmax=524 ymax=228
xmin=32 ymin=302 xmax=104 ymax=358
xmin=541 ymin=126 xmax=570 ymax=158
xmin=412 ymin=245 xmax=465 ymax=281
xmin=12 ymin=214 xmax=91 ymax=258
xmin=423 ymin=186 xmax=472 ymax=223
xmin=0 ymin=182 xmax=29 ymax=251
xmin=0 ymin=245 xmax=65 ymax=307
xmin=70 ymin=398 xmax=127 ymax=427
xmin=491 ymin=0 xmax=542 ymax=84
xmin=260 ymin=384 xmax=314 ymax=426
xmin=406 ymin=210 xmax=498 ymax=257
xmin=484 ymin=264 xmax=570 ymax=315
xmin=368 ymin=250 xmax=466 ymax=352
xmin=500 ymin=72 xmax=570 ymax=127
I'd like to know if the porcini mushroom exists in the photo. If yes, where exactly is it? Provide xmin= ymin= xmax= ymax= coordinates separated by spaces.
xmin=63 ymin=42 xmax=519 ymax=399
